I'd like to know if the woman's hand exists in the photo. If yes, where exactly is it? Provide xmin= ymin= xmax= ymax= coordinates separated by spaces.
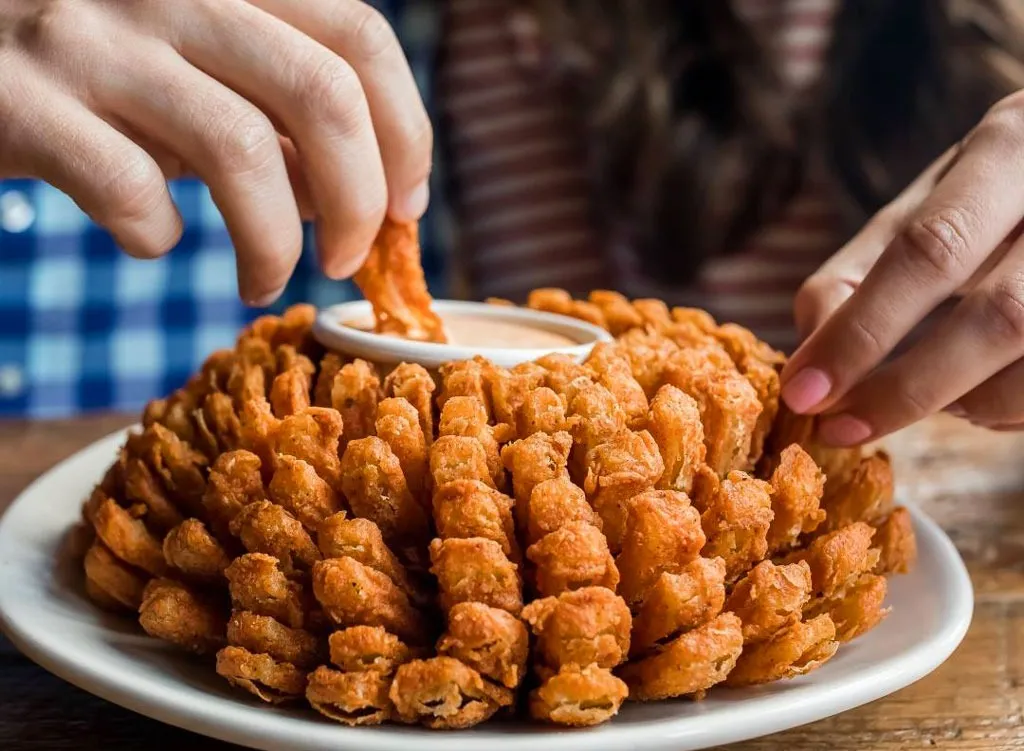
xmin=0 ymin=0 xmax=431 ymax=304
xmin=783 ymin=89 xmax=1024 ymax=444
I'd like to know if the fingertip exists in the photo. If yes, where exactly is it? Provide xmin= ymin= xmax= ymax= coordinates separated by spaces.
xmin=817 ymin=414 xmax=873 ymax=447
xmin=780 ymin=367 xmax=833 ymax=414
xmin=389 ymin=180 xmax=429 ymax=223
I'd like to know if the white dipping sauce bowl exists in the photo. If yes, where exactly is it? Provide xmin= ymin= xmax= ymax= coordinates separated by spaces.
xmin=313 ymin=299 xmax=612 ymax=369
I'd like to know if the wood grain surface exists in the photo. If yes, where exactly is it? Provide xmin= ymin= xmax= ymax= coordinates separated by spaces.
xmin=1 ymin=413 xmax=1023 ymax=750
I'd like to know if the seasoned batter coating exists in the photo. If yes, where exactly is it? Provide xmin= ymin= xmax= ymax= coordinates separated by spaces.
xmin=521 ymin=587 xmax=631 ymax=672
xmin=162 ymin=518 xmax=231 ymax=581
xmin=139 ymin=578 xmax=226 ymax=654
xmin=389 ymin=657 xmax=514 ymax=729
xmin=226 ymin=610 xmax=321 ymax=668
xmin=224 ymin=553 xmax=306 ymax=629
xmin=529 ymin=664 xmax=628 ymax=727
xmin=306 ymin=666 xmax=393 ymax=725
xmin=216 ymin=645 xmax=307 ymax=704
xmin=437 ymin=602 xmax=529 ymax=688
xmin=526 ymin=521 xmax=620 ymax=597
xmin=429 ymin=537 xmax=523 ymax=615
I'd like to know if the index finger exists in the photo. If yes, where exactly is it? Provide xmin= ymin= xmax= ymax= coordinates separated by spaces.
xmin=782 ymin=104 xmax=1024 ymax=414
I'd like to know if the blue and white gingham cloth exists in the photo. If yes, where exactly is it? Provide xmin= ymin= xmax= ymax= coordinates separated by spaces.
xmin=0 ymin=0 xmax=450 ymax=418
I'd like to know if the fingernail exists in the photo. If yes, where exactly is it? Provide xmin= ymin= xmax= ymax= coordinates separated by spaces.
xmin=396 ymin=180 xmax=429 ymax=221
xmin=818 ymin=414 xmax=873 ymax=447
xmin=246 ymin=284 xmax=287 ymax=308
xmin=944 ymin=402 xmax=966 ymax=417
xmin=781 ymin=368 xmax=832 ymax=413
xmin=324 ymin=250 xmax=370 ymax=281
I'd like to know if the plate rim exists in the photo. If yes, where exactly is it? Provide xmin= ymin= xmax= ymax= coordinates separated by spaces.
xmin=0 ymin=428 xmax=975 ymax=751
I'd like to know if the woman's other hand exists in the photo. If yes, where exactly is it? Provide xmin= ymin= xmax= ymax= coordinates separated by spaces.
xmin=0 ymin=0 xmax=431 ymax=304
xmin=783 ymin=90 xmax=1024 ymax=443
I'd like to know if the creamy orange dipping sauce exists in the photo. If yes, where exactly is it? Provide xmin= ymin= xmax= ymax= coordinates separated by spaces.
xmin=344 ymin=313 xmax=579 ymax=349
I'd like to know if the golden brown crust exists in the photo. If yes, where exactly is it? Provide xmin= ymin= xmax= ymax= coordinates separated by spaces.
xmin=269 ymin=366 xmax=311 ymax=418
xmin=630 ymin=558 xmax=727 ymax=657
xmin=328 ymin=626 xmax=412 ymax=673
xmin=329 ymin=359 xmax=383 ymax=447
xmin=92 ymin=495 xmax=167 ymax=577
xmin=429 ymin=537 xmax=523 ymax=616
xmin=375 ymin=396 xmax=430 ymax=507
xmin=698 ymin=470 xmax=774 ymax=582
xmin=305 ymin=666 xmax=393 ymax=725
xmin=620 ymin=612 xmax=744 ymax=701
xmin=224 ymin=553 xmax=306 ymax=629
xmin=767 ymin=444 xmax=826 ymax=552
xmin=383 ymin=363 xmax=437 ymax=446
xmin=389 ymin=657 xmax=514 ymax=729
xmin=215 ymin=645 xmax=307 ymax=704
xmin=437 ymin=602 xmax=529 ymax=688
xmin=616 ymin=489 xmax=706 ymax=606
xmin=83 ymin=541 xmax=148 ymax=611
xmin=162 ymin=518 xmax=231 ymax=581
xmin=529 ymin=664 xmax=628 ymax=727
xmin=229 ymin=500 xmax=322 ymax=574
xmin=873 ymin=507 xmax=917 ymax=576
xmin=521 ymin=587 xmax=631 ymax=673
xmin=267 ymin=454 xmax=342 ymax=531
xmin=649 ymin=385 xmax=705 ymax=495
xmin=783 ymin=522 xmax=880 ymax=599
xmin=807 ymin=573 xmax=890 ymax=642
xmin=525 ymin=521 xmax=620 ymax=597
xmin=430 ymin=435 xmax=497 ymax=491
xmin=312 ymin=557 xmax=427 ymax=644
xmin=432 ymin=480 xmax=519 ymax=563
xmin=226 ymin=610 xmax=321 ymax=668
xmin=525 ymin=477 xmax=601 ymax=547
xmin=202 ymin=449 xmax=266 ymax=537
xmin=726 ymin=614 xmax=839 ymax=687
xmin=822 ymin=452 xmax=895 ymax=532
xmin=138 ymin=578 xmax=226 ymax=654
xmin=724 ymin=560 xmax=813 ymax=644
xmin=501 ymin=431 xmax=573 ymax=533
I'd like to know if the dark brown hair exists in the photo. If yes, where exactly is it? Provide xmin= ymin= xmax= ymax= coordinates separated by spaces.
xmin=530 ymin=0 xmax=1024 ymax=281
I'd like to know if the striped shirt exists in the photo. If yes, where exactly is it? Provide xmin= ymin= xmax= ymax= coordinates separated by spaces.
xmin=440 ymin=0 xmax=840 ymax=350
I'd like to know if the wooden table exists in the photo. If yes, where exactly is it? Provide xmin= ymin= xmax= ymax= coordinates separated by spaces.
xmin=2 ymin=413 xmax=1023 ymax=749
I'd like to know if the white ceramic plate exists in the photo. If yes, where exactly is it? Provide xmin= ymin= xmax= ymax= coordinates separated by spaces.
xmin=0 ymin=429 xmax=973 ymax=751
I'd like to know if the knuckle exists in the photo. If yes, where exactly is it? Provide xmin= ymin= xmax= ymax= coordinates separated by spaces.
xmin=350 ymin=6 xmax=400 ymax=61
xmin=979 ymin=280 xmax=1024 ymax=344
xmin=898 ymin=208 xmax=974 ymax=279
xmin=297 ymin=56 xmax=367 ymax=130
xmin=99 ymin=152 xmax=165 ymax=225
xmin=891 ymin=381 xmax=935 ymax=418
xmin=212 ymin=109 xmax=278 ymax=175
xmin=848 ymin=316 xmax=885 ymax=359
xmin=13 ymin=0 xmax=75 ymax=53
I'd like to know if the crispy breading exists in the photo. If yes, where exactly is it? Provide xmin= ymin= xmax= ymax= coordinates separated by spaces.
xmin=216 ymin=645 xmax=307 ymax=704
xmin=649 ymin=385 xmax=705 ymax=495
xmin=529 ymin=664 xmax=628 ymax=727
xmin=127 ymin=423 xmax=208 ymax=519
xmin=588 ymin=290 xmax=644 ymax=335
xmin=389 ymin=657 xmax=514 ymax=729
xmin=430 ymin=434 xmax=497 ymax=491
xmin=437 ymin=602 xmax=529 ymax=688
xmin=585 ymin=342 xmax=649 ymax=429
xmin=515 ymin=386 xmax=568 ymax=437
xmin=230 ymin=500 xmax=322 ymax=574
xmin=92 ymin=495 xmax=167 ymax=576
xmin=226 ymin=610 xmax=321 ymax=668
xmin=501 ymin=431 xmax=573 ymax=533
xmin=224 ymin=553 xmax=306 ymax=629
xmin=526 ymin=521 xmax=620 ymax=597
xmin=726 ymin=614 xmax=839 ymax=687
xmin=663 ymin=349 xmax=763 ymax=477
xmin=270 ymin=366 xmax=312 ymax=418
xmin=521 ymin=586 xmax=631 ymax=675
xmin=438 ymin=357 xmax=495 ymax=418
xmin=306 ymin=666 xmax=393 ymax=725
xmin=620 ymin=612 xmax=744 ymax=701
xmin=312 ymin=557 xmax=427 ymax=644
xmin=429 ymin=537 xmax=522 ymax=615
xmin=196 ymin=391 xmax=243 ymax=457
xmin=582 ymin=430 xmax=665 ymax=550
xmin=433 ymin=480 xmax=519 ymax=562
xmin=486 ymin=363 xmax=547 ymax=428
xmin=615 ymin=328 xmax=680 ymax=397
xmin=83 ymin=541 xmax=148 ymax=611
xmin=268 ymin=454 xmax=342 ymax=530
xmin=202 ymin=449 xmax=266 ymax=537
xmin=630 ymin=557 xmax=727 ymax=657
xmin=807 ymin=573 xmax=890 ymax=642
xmin=767 ymin=444 xmax=826 ymax=552
xmin=437 ymin=397 xmax=510 ymax=489
xmin=316 ymin=513 xmax=424 ymax=606
xmin=162 ymin=519 xmax=231 ymax=581
xmin=239 ymin=398 xmax=279 ymax=480
xmin=616 ymin=489 xmax=706 ymax=606
xmin=737 ymin=357 xmax=780 ymax=469
xmin=698 ymin=470 xmax=774 ymax=582
xmin=873 ymin=508 xmax=917 ymax=576
xmin=312 ymin=353 xmax=343 ymax=408
xmin=375 ymin=397 xmax=430 ymax=507
xmin=526 ymin=288 xmax=608 ymax=330
xmin=383 ymin=363 xmax=436 ymax=446
xmin=328 ymin=625 xmax=412 ymax=673
xmin=354 ymin=219 xmax=445 ymax=343
xmin=341 ymin=436 xmax=430 ymax=546
xmin=534 ymin=353 xmax=594 ymax=397
xmin=784 ymin=522 xmax=880 ymax=599
xmin=724 ymin=560 xmax=813 ymax=644
xmin=138 ymin=578 xmax=226 ymax=654
xmin=123 ymin=456 xmax=185 ymax=534
xmin=822 ymin=452 xmax=895 ymax=532
xmin=525 ymin=476 xmax=602 ymax=547
xmin=272 ymin=408 xmax=345 ymax=493
xmin=330 ymin=359 xmax=383 ymax=447
xmin=565 ymin=382 xmax=627 ymax=478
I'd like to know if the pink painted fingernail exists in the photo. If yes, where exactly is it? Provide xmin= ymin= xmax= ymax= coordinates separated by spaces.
xmin=781 ymin=368 xmax=832 ymax=413
xmin=818 ymin=414 xmax=873 ymax=447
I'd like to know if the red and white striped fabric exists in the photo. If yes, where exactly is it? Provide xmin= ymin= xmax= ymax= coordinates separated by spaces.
xmin=439 ymin=0 xmax=840 ymax=351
